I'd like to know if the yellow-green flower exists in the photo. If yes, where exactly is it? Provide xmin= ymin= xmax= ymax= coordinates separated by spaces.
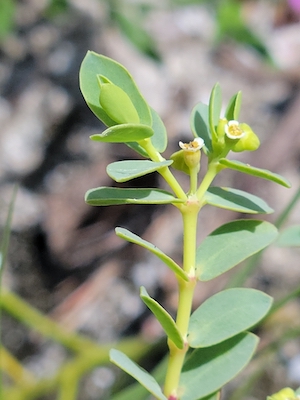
xmin=179 ymin=137 xmax=204 ymax=169
xmin=224 ymin=120 xmax=245 ymax=139
xmin=267 ymin=387 xmax=299 ymax=400
xmin=221 ymin=120 xmax=260 ymax=153
xmin=179 ymin=137 xmax=204 ymax=152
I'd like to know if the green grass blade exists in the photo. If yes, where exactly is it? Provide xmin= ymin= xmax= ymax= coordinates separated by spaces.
xmin=0 ymin=185 xmax=17 ymax=400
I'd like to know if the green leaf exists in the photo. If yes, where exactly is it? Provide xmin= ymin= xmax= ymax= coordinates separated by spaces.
xmin=196 ymin=220 xmax=278 ymax=281
xmin=99 ymin=82 xmax=140 ymax=124
xmin=111 ymin=356 xmax=168 ymax=400
xmin=79 ymin=51 xmax=152 ymax=126
xmin=85 ymin=187 xmax=184 ymax=206
xmin=126 ymin=142 xmax=149 ymax=158
xmin=110 ymin=349 xmax=167 ymax=400
xmin=179 ymin=332 xmax=258 ymax=400
xmin=204 ymin=186 xmax=273 ymax=214
xmin=170 ymin=150 xmax=190 ymax=175
xmin=190 ymin=103 xmax=212 ymax=153
xmin=201 ymin=392 xmax=221 ymax=400
xmin=150 ymin=108 xmax=168 ymax=153
xmin=107 ymin=160 xmax=173 ymax=183
xmin=90 ymin=124 xmax=153 ymax=143
xmin=276 ymin=225 xmax=300 ymax=247
xmin=209 ymin=83 xmax=222 ymax=141
xmin=225 ymin=91 xmax=242 ymax=121
xmin=188 ymin=288 xmax=272 ymax=348
xmin=115 ymin=227 xmax=189 ymax=281
xmin=140 ymin=286 xmax=184 ymax=349
xmin=219 ymin=159 xmax=291 ymax=188
xmin=0 ymin=0 xmax=15 ymax=38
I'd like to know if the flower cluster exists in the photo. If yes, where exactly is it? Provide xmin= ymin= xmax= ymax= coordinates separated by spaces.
xmin=216 ymin=119 xmax=260 ymax=153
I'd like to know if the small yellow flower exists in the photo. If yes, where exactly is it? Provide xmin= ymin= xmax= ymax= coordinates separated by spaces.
xmin=224 ymin=120 xmax=245 ymax=140
xmin=267 ymin=387 xmax=298 ymax=400
xmin=178 ymin=137 xmax=204 ymax=169
xmin=179 ymin=137 xmax=204 ymax=152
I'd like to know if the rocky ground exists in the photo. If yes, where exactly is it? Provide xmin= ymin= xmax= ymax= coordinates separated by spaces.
xmin=0 ymin=1 xmax=300 ymax=399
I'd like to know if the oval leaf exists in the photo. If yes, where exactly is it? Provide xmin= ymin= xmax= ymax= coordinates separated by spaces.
xmin=225 ymin=91 xmax=242 ymax=121
xmin=188 ymin=288 xmax=273 ymax=348
xmin=276 ymin=225 xmax=300 ymax=247
xmin=179 ymin=332 xmax=258 ymax=400
xmin=126 ymin=142 xmax=149 ymax=158
xmin=115 ymin=227 xmax=189 ymax=282
xmin=219 ymin=159 xmax=291 ymax=188
xmin=110 ymin=356 xmax=168 ymax=400
xmin=107 ymin=160 xmax=173 ymax=183
xmin=204 ymin=186 xmax=273 ymax=214
xmin=196 ymin=220 xmax=278 ymax=281
xmin=79 ymin=51 xmax=152 ymax=126
xmin=170 ymin=150 xmax=190 ymax=175
xmin=140 ymin=286 xmax=184 ymax=349
xmin=90 ymin=124 xmax=153 ymax=143
xmin=85 ymin=187 xmax=184 ymax=206
xmin=110 ymin=349 xmax=167 ymax=400
xmin=190 ymin=102 xmax=212 ymax=153
xmin=209 ymin=83 xmax=222 ymax=141
xmin=151 ymin=107 xmax=168 ymax=153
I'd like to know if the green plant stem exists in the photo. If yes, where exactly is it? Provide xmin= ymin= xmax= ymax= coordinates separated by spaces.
xmin=0 ymin=291 xmax=97 ymax=353
xmin=3 ymin=338 xmax=150 ymax=400
xmin=189 ymin=166 xmax=198 ymax=195
xmin=164 ymin=202 xmax=199 ymax=399
xmin=57 ymin=364 xmax=80 ymax=400
xmin=0 ymin=346 xmax=36 ymax=386
xmin=196 ymin=161 xmax=221 ymax=201
xmin=0 ymin=291 xmax=150 ymax=356
xmin=140 ymin=139 xmax=187 ymax=201
xmin=269 ymin=284 xmax=300 ymax=318
xmin=0 ymin=184 xmax=18 ymax=400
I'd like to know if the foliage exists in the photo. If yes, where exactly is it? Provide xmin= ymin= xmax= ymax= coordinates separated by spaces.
xmin=0 ymin=47 xmax=299 ymax=399
xmin=79 ymin=50 xmax=295 ymax=400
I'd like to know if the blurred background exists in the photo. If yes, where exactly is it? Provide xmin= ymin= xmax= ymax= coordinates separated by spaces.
xmin=0 ymin=0 xmax=300 ymax=399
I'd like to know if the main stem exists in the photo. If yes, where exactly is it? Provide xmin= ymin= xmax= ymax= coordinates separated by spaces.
xmin=164 ymin=200 xmax=199 ymax=399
